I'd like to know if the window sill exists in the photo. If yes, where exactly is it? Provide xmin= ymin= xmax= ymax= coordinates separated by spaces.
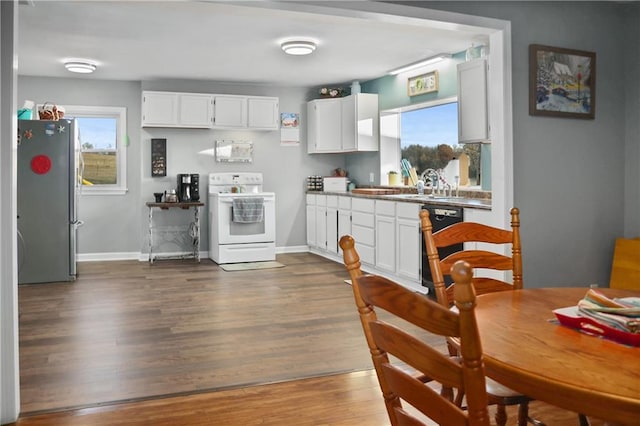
xmin=80 ymin=187 xmax=128 ymax=196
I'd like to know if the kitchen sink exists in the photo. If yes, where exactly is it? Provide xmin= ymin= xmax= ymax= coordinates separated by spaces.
xmin=387 ymin=194 xmax=463 ymax=200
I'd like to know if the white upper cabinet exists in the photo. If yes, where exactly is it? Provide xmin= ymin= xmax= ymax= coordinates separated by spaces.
xmin=213 ymin=95 xmax=247 ymax=129
xmin=212 ymin=95 xmax=279 ymax=130
xmin=307 ymin=98 xmax=342 ymax=153
xmin=142 ymin=91 xmax=279 ymax=130
xmin=142 ymin=91 xmax=213 ymax=128
xmin=307 ymin=93 xmax=379 ymax=154
xmin=247 ymin=97 xmax=279 ymax=130
xmin=457 ymin=58 xmax=489 ymax=143
xmin=341 ymin=93 xmax=379 ymax=152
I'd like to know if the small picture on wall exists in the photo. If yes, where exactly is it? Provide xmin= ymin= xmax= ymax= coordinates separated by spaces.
xmin=529 ymin=44 xmax=595 ymax=119
xmin=408 ymin=71 xmax=439 ymax=97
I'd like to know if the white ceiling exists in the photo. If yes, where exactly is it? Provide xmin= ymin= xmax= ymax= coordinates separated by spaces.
xmin=17 ymin=1 xmax=491 ymax=87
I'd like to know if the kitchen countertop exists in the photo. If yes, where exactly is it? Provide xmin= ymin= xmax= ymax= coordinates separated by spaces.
xmin=309 ymin=190 xmax=491 ymax=210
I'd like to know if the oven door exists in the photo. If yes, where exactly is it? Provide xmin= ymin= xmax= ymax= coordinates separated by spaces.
xmin=216 ymin=194 xmax=275 ymax=244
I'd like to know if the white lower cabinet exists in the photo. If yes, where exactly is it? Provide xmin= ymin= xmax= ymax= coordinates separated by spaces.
xmin=337 ymin=196 xmax=352 ymax=254
xmin=326 ymin=196 xmax=338 ymax=254
xmin=351 ymin=198 xmax=375 ymax=265
xmin=306 ymin=194 xmax=317 ymax=247
xmin=306 ymin=194 xmax=423 ymax=291
xmin=375 ymin=200 xmax=396 ymax=273
xmin=396 ymin=203 xmax=422 ymax=282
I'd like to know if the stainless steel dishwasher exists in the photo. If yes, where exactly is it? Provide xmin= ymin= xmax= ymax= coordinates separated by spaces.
xmin=421 ymin=205 xmax=464 ymax=297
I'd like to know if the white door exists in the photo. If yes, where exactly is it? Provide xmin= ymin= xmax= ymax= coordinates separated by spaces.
xmin=248 ymin=97 xmax=279 ymax=129
xmin=179 ymin=94 xmax=213 ymax=128
xmin=142 ymin=91 xmax=178 ymax=126
xmin=214 ymin=95 xmax=247 ymax=128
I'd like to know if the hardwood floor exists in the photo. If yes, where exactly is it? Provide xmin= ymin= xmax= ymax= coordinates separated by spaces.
xmin=12 ymin=370 xmax=605 ymax=426
xmin=18 ymin=253 xmax=388 ymax=414
xmin=16 ymin=253 xmax=605 ymax=425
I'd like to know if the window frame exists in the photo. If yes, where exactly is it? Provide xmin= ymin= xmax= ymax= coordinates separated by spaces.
xmin=64 ymin=105 xmax=128 ymax=196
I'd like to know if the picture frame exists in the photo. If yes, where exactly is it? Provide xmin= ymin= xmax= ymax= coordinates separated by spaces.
xmin=529 ymin=44 xmax=596 ymax=119
xmin=408 ymin=71 xmax=439 ymax=97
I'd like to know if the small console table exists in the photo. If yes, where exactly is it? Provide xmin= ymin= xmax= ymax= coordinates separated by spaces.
xmin=146 ymin=202 xmax=204 ymax=264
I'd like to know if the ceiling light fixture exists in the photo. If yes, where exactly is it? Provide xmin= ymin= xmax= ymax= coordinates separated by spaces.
xmin=281 ymin=40 xmax=316 ymax=56
xmin=64 ymin=61 xmax=97 ymax=74
xmin=388 ymin=53 xmax=452 ymax=75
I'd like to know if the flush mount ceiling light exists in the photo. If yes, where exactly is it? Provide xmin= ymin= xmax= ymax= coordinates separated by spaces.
xmin=281 ymin=40 xmax=316 ymax=56
xmin=64 ymin=61 xmax=97 ymax=74
xmin=388 ymin=53 xmax=452 ymax=75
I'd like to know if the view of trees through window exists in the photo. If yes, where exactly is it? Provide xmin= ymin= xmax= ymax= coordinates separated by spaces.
xmin=401 ymin=101 xmax=480 ymax=186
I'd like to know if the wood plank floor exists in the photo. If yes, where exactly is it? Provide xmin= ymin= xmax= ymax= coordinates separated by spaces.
xmin=16 ymin=253 xmax=606 ymax=425
xmin=19 ymin=253 xmax=391 ymax=414
xmin=12 ymin=370 xmax=605 ymax=426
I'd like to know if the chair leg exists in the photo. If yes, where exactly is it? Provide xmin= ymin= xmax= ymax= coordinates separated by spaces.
xmin=517 ymin=402 xmax=528 ymax=426
xmin=495 ymin=404 xmax=507 ymax=426
xmin=578 ymin=414 xmax=590 ymax=426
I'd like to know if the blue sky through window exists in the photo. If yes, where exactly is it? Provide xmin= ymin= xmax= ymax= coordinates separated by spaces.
xmin=401 ymin=102 xmax=458 ymax=148
xmin=75 ymin=117 xmax=117 ymax=150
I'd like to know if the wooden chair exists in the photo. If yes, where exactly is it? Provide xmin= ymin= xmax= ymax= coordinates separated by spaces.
xmin=420 ymin=207 xmax=536 ymax=426
xmin=344 ymin=247 xmax=491 ymax=424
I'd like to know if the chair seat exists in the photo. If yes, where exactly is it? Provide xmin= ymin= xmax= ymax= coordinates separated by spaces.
xmin=485 ymin=377 xmax=527 ymax=398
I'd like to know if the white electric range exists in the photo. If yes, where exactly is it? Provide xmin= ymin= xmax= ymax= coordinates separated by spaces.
xmin=208 ymin=172 xmax=276 ymax=264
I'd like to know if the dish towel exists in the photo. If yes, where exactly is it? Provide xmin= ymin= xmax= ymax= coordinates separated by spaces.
xmin=232 ymin=197 xmax=264 ymax=223
xmin=577 ymin=289 xmax=640 ymax=333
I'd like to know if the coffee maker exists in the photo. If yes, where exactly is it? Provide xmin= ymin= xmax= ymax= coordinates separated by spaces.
xmin=190 ymin=173 xmax=200 ymax=201
xmin=177 ymin=173 xmax=200 ymax=202
xmin=177 ymin=173 xmax=192 ymax=202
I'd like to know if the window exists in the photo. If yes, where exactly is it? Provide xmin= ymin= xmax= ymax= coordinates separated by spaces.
xmin=401 ymin=100 xmax=481 ymax=187
xmin=380 ymin=98 xmax=484 ymax=188
xmin=64 ymin=106 xmax=127 ymax=195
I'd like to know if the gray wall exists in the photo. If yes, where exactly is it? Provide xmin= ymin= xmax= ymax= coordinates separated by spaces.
xmin=18 ymin=77 xmax=343 ymax=256
xmin=402 ymin=1 xmax=640 ymax=287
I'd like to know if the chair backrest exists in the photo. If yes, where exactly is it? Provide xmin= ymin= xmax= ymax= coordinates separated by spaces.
xmin=609 ymin=237 xmax=640 ymax=290
xmin=340 ymin=235 xmax=491 ymax=426
xmin=420 ymin=207 xmax=522 ymax=307
xmin=358 ymin=260 xmax=490 ymax=425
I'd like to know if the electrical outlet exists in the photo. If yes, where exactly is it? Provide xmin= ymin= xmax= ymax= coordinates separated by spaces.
xmin=369 ymin=172 xmax=374 ymax=183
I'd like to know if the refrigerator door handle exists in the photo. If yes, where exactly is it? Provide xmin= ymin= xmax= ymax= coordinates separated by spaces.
xmin=72 ymin=220 xmax=85 ymax=228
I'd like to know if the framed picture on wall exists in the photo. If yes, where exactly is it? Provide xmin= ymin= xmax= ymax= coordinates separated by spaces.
xmin=408 ymin=71 xmax=439 ymax=97
xmin=529 ymin=44 xmax=596 ymax=119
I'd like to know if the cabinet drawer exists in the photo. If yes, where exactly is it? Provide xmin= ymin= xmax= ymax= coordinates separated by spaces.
xmin=352 ymin=224 xmax=375 ymax=246
xmin=376 ymin=200 xmax=395 ymax=216
xmin=352 ymin=211 xmax=374 ymax=228
xmin=396 ymin=202 xmax=421 ymax=220
xmin=306 ymin=194 xmax=316 ymax=205
xmin=355 ymin=244 xmax=375 ymax=265
xmin=338 ymin=196 xmax=351 ymax=209
xmin=326 ymin=195 xmax=338 ymax=208
xmin=352 ymin=198 xmax=375 ymax=212
xmin=316 ymin=194 xmax=327 ymax=207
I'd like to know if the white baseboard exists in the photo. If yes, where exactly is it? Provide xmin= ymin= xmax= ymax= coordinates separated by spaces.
xmin=77 ymin=252 xmax=141 ymax=262
xmin=77 ymin=247 xmax=312 ymax=262
xmin=276 ymin=245 xmax=309 ymax=254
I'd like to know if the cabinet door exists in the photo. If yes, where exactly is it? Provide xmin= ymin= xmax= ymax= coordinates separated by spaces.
xmin=341 ymin=95 xmax=356 ymax=151
xmin=326 ymin=207 xmax=338 ymax=253
xmin=375 ymin=214 xmax=395 ymax=273
xmin=142 ymin=91 xmax=178 ymax=127
xmin=307 ymin=99 xmax=342 ymax=153
xmin=458 ymin=58 xmax=489 ymax=143
xmin=179 ymin=94 xmax=213 ymax=128
xmin=315 ymin=205 xmax=327 ymax=251
xmin=214 ymin=95 xmax=247 ymax=128
xmin=247 ymin=97 xmax=279 ymax=129
xmin=306 ymin=204 xmax=316 ymax=247
xmin=396 ymin=217 xmax=421 ymax=282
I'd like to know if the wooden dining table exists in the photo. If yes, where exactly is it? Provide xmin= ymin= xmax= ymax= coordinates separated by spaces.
xmin=474 ymin=287 xmax=640 ymax=425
